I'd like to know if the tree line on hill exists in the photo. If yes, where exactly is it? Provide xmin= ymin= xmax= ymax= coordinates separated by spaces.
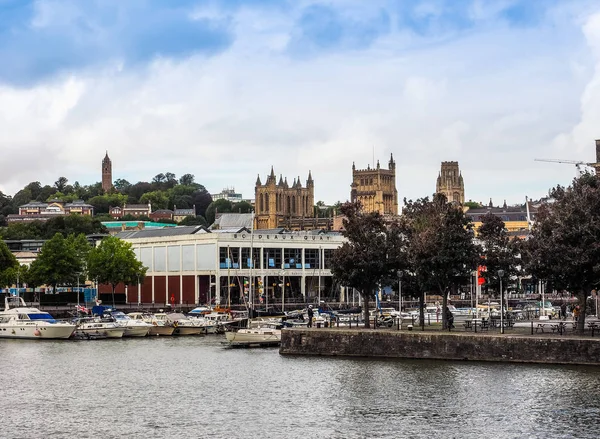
xmin=331 ymin=173 xmax=600 ymax=334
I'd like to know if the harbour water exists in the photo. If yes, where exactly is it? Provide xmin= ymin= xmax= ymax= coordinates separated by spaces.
xmin=2 ymin=336 xmax=600 ymax=439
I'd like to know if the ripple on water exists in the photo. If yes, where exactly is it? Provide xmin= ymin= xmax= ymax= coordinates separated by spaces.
xmin=1 ymin=338 xmax=600 ymax=439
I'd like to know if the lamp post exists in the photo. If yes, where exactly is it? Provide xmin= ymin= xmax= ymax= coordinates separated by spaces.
xmin=498 ymin=269 xmax=505 ymax=334
xmin=397 ymin=270 xmax=403 ymax=313
xmin=280 ymin=269 xmax=285 ymax=314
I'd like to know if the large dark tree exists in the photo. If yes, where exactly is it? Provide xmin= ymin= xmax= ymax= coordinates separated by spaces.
xmin=522 ymin=173 xmax=600 ymax=334
xmin=330 ymin=202 xmax=400 ymax=328
xmin=205 ymin=199 xmax=233 ymax=225
xmin=0 ymin=240 xmax=18 ymax=287
xmin=28 ymin=233 xmax=90 ymax=293
xmin=191 ymin=186 xmax=213 ymax=217
xmin=87 ymin=236 xmax=147 ymax=306
xmin=401 ymin=194 xmax=480 ymax=329
xmin=478 ymin=212 xmax=520 ymax=293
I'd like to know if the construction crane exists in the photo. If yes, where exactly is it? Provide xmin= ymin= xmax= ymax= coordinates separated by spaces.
xmin=534 ymin=158 xmax=595 ymax=176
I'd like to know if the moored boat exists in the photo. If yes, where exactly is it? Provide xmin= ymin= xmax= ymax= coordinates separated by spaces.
xmin=155 ymin=313 xmax=202 ymax=335
xmin=72 ymin=317 xmax=125 ymax=339
xmin=0 ymin=296 xmax=76 ymax=340
xmin=225 ymin=320 xmax=281 ymax=346
xmin=128 ymin=312 xmax=175 ymax=336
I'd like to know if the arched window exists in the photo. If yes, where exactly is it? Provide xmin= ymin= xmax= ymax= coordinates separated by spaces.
xmin=259 ymin=194 xmax=264 ymax=213
xmin=265 ymin=194 xmax=270 ymax=212
xmin=292 ymin=196 xmax=296 ymax=214
xmin=287 ymin=196 xmax=291 ymax=213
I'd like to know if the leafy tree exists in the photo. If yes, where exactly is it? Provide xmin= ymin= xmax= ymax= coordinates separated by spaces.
xmin=140 ymin=191 xmax=168 ymax=210
xmin=191 ymin=186 xmax=212 ymax=217
xmin=152 ymin=173 xmax=166 ymax=189
xmin=478 ymin=213 xmax=520 ymax=293
xmin=0 ymin=240 xmax=18 ymax=287
xmin=205 ymin=199 xmax=233 ymax=225
xmin=168 ymin=184 xmax=196 ymax=210
xmin=44 ymin=215 xmax=108 ymax=238
xmin=179 ymin=173 xmax=196 ymax=186
xmin=178 ymin=215 xmax=207 ymax=226
xmin=330 ymin=202 xmax=400 ymax=328
xmin=1 ymin=221 xmax=46 ymax=240
xmin=127 ymin=182 xmax=153 ymax=203
xmin=164 ymin=172 xmax=178 ymax=189
xmin=88 ymin=193 xmax=128 ymax=214
xmin=113 ymin=179 xmax=132 ymax=192
xmin=37 ymin=185 xmax=57 ymax=202
xmin=28 ymin=233 xmax=90 ymax=293
xmin=232 ymin=201 xmax=252 ymax=214
xmin=464 ymin=201 xmax=482 ymax=209
xmin=522 ymin=173 xmax=600 ymax=333
xmin=401 ymin=194 xmax=480 ymax=329
xmin=87 ymin=236 xmax=147 ymax=306
xmin=11 ymin=188 xmax=32 ymax=207
xmin=54 ymin=177 xmax=68 ymax=192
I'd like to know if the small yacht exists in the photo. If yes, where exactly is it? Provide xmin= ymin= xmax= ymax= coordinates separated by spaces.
xmin=0 ymin=296 xmax=76 ymax=339
xmin=225 ymin=319 xmax=281 ymax=346
xmin=109 ymin=311 xmax=152 ymax=337
xmin=154 ymin=313 xmax=202 ymax=335
xmin=128 ymin=312 xmax=174 ymax=336
xmin=72 ymin=317 xmax=125 ymax=339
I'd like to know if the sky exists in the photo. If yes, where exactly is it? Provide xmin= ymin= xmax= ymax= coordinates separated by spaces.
xmin=2 ymin=0 xmax=600 ymax=207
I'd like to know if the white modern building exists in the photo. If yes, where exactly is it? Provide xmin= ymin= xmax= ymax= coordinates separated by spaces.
xmin=104 ymin=226 xmax=346 ymax=307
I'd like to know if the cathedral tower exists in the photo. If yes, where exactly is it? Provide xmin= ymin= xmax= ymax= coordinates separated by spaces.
xmin=254 ymin=167 xmax=315 ymax=229
xmin=436 ymin=161 xmax=464 ymax=204
xmin=102 ymin=151 xmax=113 ymax=193
xmin=350 ymin=154 xmax=398 ymax=215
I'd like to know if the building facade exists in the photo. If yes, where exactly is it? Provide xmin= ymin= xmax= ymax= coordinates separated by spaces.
xmin=7 ymin=200 xmax=94 ymax=222
xmin=350 ymin=154 xmax=398 ymax=215
xmin=254 ymin=167 xmax=315 ymax=229
xmin=466 ymin=201 xmax=537 ymax=239
xmin=110 ymin=203 xmax=152 ymax=219
xmin=102 ymin=151 xmax=112 ymax=193
xmin=105 ymin=228 xmax=346 ymax=306
xmin=436 ymin=161 xmax=465 ymax=204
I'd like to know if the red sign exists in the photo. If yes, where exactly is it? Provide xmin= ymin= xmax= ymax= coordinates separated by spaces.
xmin=170 ymin=294 xmax=175 ymax=305
xmin=477 ymin=266 xmax=486 ymax=285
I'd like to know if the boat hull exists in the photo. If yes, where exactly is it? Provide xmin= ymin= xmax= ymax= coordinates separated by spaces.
xmin=0 ymin=324 xmax=75 ymax=340
xmin=123 ymin=327 xmax=150 ymax=337
xmin=149 ymin=325 xmax=175 ymax=336
xmin=225 ymin=328 xmax=281 ymax=345
xmin=174 ymin=326 xmax=203 ymax=335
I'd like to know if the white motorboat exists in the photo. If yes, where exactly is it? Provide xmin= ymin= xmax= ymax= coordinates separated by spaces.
xmin=225 ymin=320 xmax=281 ymax=346
xmin=73 ymin=317 xmax=125 ymax=339
xmin=0 ymin=296 xmax=76 ymax=340
xmin=109 ymin=311 xmax=152 ymax=337
xmin=155 ymin=313 xmax=202 ymax=335
xmin=128 ymin=312 xmax=174 ymax=336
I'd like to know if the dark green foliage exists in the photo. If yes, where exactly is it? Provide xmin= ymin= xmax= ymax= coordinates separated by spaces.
xmin=330 ymin=202 xmax=402 ymax=328
xmin=522 ymin=173 xmax=600 ymax=333
xmin=478 ymin=213 xmax=520 ymax=290
xmin=0 ymin=240 xmax=18 ymax=287
xmin=0 ymin=215 xmax=107 ymax=240
xmin=87 ymin=236 xmax=147 ymax=305
xmin=28 ymin=233 xmax=91 ymax=292
xmin=178 ymin=216 xmax=207 ymax=226
xmin=205 ymin=199 xmax=233 ymax=225
xmin=401 ymin=194 xmax=480 ymax=329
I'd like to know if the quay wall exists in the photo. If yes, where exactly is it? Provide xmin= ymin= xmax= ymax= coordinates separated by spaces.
xmin=279 ymin=329 xmax=600 ymax=365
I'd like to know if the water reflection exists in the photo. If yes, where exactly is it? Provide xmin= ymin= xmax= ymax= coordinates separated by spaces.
xmin=1 ymin=338 xmax=599 ymax=439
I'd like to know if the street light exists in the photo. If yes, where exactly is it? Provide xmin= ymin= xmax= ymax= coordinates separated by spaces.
xmin=397 ymin=270 xmax=403 ymax=313
xmin=498 ymin=269 xmax=505 ymax=334
xmin=280 ymin=269 xmax=285 ymax=314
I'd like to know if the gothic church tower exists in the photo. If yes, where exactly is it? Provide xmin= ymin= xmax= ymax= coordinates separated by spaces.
xmin=102 ymin=151 xmax=113 ymax=193
xmin=436 ymin=161 xmax=464 ymax=204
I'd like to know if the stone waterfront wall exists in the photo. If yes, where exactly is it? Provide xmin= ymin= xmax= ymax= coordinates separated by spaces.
xmin=279 ymin=329 xmax=600 ymax=365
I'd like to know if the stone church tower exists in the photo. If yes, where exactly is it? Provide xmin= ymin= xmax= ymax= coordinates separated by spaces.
xmin=436 ymin=161 xmax=464 ymax=204
xmin=102 ymin=151 xmax=113 ymax=193
xmin=254 ymin=167 xmax=315 ymax=229
xmin=350 ymin=154 xmax=398 ymax=215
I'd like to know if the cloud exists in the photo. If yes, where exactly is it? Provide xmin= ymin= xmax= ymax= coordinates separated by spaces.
xmin=0 ymin=0 xmax=598 ymax=210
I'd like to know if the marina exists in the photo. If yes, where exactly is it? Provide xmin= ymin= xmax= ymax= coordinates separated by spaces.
xmin=2 ymin=335 xmax=600 ymax=439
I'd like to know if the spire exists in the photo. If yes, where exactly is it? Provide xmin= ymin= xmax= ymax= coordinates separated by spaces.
xmin=307 ymin=170 xmax=314 ymax=187
xmin=297 ymin=176 xmax=302 ymax=188
xmin=292 ymin=177 xmax=297 ymax=187
xmin=284 ymin=177 xmax=288 ymax=188
xmin=278 ymin=174 xmax=284 ymax=186
xmin=256 ymin=174 xmax=262 ymax=186
xmin=503 ymin=199 xmax=507 ymax=209
xmin=488 ymin=198 xmax=493 ymax=208
xmin=376 ymin=160 xmax=380 ymax=169
xmin=388 ymin=153 xmax=395 ymax=170
xmin=352 ymin=162 xmax=356 ymax=171
xmin=270 ymin=166 xmax=275 ymax=179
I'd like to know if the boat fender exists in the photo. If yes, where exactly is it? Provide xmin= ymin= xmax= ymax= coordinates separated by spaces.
xmin=153 ymin=322 xmax=158 ymax=326
xmin=34 ymin=329 xmax=41 ymax=336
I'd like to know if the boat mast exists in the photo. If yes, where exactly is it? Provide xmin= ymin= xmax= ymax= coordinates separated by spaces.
xmin=249 ymin=210 xmax=255 ymax=317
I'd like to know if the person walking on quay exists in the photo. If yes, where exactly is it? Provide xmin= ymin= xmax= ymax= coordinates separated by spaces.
xmin=560 ymin=302 xmax=567 ymax=321
xmin=307 ymin=305 xmax=314 ymax=328
xmin=444 ymin=306 xmax=454 ymax=330
xmin=573 ymin=305 xmax=580 ymax=322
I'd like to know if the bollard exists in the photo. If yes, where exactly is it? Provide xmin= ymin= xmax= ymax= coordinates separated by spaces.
xmin=407 ymin=324 xmax=413 ymax=331
xmin=397 ymin=317 xmax=401 ymax=331
xmin=531 ymin=321 xmax=533 ymax=335
xmin=316 ymin=322 xmax=321 ymax=329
